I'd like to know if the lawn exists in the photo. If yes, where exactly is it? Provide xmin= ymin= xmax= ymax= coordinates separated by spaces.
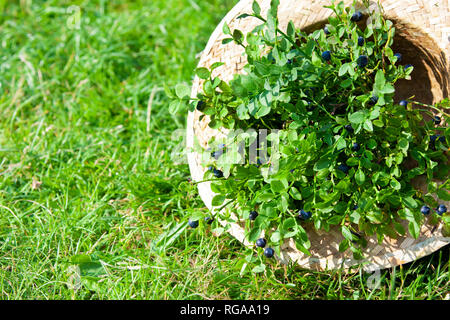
xmin=0 ymin=0 xmax=448 ymax=300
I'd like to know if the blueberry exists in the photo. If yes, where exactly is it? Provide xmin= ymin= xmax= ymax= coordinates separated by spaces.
xmin=204 ymin=216 xmax=214 ymax=224
xmin=324 ymin=26 xmax=330 ymax=35
xmin=404 ymin=64 xmax=413 ymax=71
xmin=298 ymin=209 xmax=312 ymax=220
xmin=287 ymin=59 xmax=293 ymax=64
xmin=337 ymin=164 xmax=350 ymax=174
xmin=264 ymin=247 xmax=275 ymax=258
xmin=344 ymin=124 xmax=354 ymax=133
xmin=351 ymin=11 xmax=363 ymax=22
xmin=322 ymin=50 xmax=331 ymax=61
xmin=420 ymin=205 xmax=431 ymax=215
xmin=430 ymin=135 xmax=439 ymax=142
xmin=369 ymin=95 xmax=378 ymax=105
xmin=256 ymin=238 xmax=267 ymax=248
xmin=433 ymin=116 xmax=441 ymax=125
xmin=356 ymin=55 xmax=368 ymax=68
xmin=399 ymin=100 xmax=408 ymax=107
xmin=249 ymin=211 xmax=258 ymax=220
xmin=394 ymin=53 xmax=402 ymax=63
xmin=353 ymin=205 xmax=359 ymax=210
xmin=357 ymin=36 xmax=364 ymax=46
xmin=436 ymin=204 xmax=447 ymax=216
xmin=439 ymin=136 xmax=445 ymax=143
xmin=211 ymin=150 xmax=224 ymax=159
xmin=197 ymin=100 xmax=206 ymax=111
xmin=351 ymin=142 xmax=360 ymax=151
xmin=188 ymin=219 xmax=199 ymax=228
xmin=213 ymin=169 xmax=223 ymax=178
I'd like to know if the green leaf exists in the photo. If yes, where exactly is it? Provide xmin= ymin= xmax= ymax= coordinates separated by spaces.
xmin=335 ymin=135 xmax=346 ymax=150
xmin=341 ymin=226 xmax=354 ymax=241
xmin=408 ymin=220 xmax=420 ymax=239
xmin=355 ymin=169 xmax=365 ymax=185
xmin=223 ymin=22 xmax=231 ymax=35
xmin=212 ymin=194 xmax=226 ymax=206
xmin=252 ymin=263 xmax=266 ymax=273
xmin=252 ymin=0 xmax=261 ymax=15
xmin=175 ymin=83 xmax=190 ymax=99
xmin=271 ymin=230 xmax=281 ymax=242
xmin=287 ymin=21 xmax=295 ymax=38
xmin=233 ymin=29 xmax=244 ymax=43
xmin=437 ymin=188 xmax=450 ymax=201
xmin=340 ymin=79 xmax=352 ymax=88
xmin=289 ymin=186 xmax=302 ymax=200
xmin=270 ymin=179 xmax=288 ymax=193
xmin=348 ymin=111 xmax=365 ymax=124
xmin=314 ymin=157 xmax=332 ymax=171
xmin=237 ymin=13 xmax=251 ymax=19
xmin=390 ymin=178 xmax=401 ymax=190
xmin=402 ymin=196 xmax=418 ymax=209
xmin=363 ymin=119 xmax=373 ymax=132
xmin=169 ymin=100 xmax=183 ymax=114
xmin=374 ymin=69 xmax=385 ymax=90
xmin=222 ymin=38 xmax=234 ymax=45
xmin=338 ymin=63 xmax=349 ymax=76
xmin=210 ymin=62 xmax=225 ymax=71
xmin=248 ymin=227 xmax=262 ymax=242
xmin=195 ymin=67 xmax=210 ymax=80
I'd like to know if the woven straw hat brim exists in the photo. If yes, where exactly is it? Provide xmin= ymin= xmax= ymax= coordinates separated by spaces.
xmin=187 ymin=0 xmax=450 ymax=271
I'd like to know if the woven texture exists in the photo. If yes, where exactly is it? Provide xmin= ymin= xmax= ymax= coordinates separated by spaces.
xmin=186 ymin=0 xmax=450 ymax=271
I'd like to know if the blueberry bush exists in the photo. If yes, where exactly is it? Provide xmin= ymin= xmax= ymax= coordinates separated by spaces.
xmin=169 ymin=0 xmax=449 ymax=270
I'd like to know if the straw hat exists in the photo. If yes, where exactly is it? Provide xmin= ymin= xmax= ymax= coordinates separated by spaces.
xmin=186 ymin=0 xmax=450 ymax=271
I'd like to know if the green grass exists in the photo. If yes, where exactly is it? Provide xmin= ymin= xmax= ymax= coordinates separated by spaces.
xmin=0 ymin=0 xmax=448 ymax=300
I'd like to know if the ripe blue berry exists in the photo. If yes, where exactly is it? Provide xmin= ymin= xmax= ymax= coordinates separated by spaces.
xmin=420 ymin=205 xmax=431 ymax=215
xmin=394 ymin=53 xmax=402 ymax=63
xmin=197 ymin=100 xmax=206 ymax=110
xmin=338 ymin=164 xmax=350 ymax=174
xmin=188 ymin=219 xmax=199 ymax=228
xmin=298 ymin=209 xmax=312 ymax=220
xmin=369 ymin=95 xmax=378 ymax=105
xmin=322 ymin=50 xmax=331 ymax=61
xmin=436 ymin=204 xmax=447 ymax=216
xmin=249 ymin=211 xmax=258 ymax=220
xmin=351 ymin=11 xmax=363 ymax=22
xmin=351 ymin=142 xmax=360 ymax=151
xmin=353 ymin=205 xmax=359 ymax=210
xmin=204 ymin=216 xmax=214 ymax=224
xmin=256 ymin=238 xmax=266 ymax=248
xmin=324 ymin=26 xmax=330 ymax=35
xmin=344 ymin=124 xmax=354 ymax=133
xmin=264 ymin=247 xmax=275 ymax=258
xmin=430 ymin=135 xmax=439 ymax=142
xmin=213 ymin=169 xmax=223 ymax=178
xmin=356 ymin=55 xmax=368 ymax=68
xmin=399 ymin=100 xmax=408 ymax=107
xmin=357 ymin=36 xmax=364 ymax=46
xmin=404 ymin=64 xmax=413 ymax=71
xmin=433 ymin=116 xmax=441 ymax=125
